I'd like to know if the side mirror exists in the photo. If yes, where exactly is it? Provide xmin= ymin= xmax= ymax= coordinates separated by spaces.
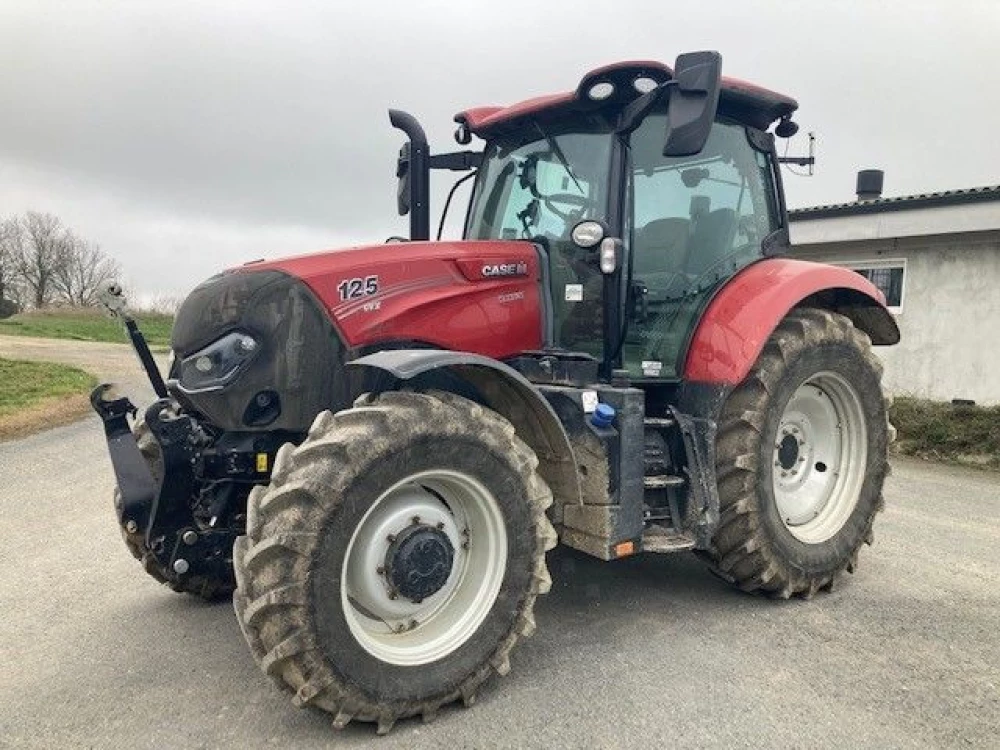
xmin=663 ymin=51 xmax=722 ymax=158
xmin=396 ymin=142 xmax=411 ymax=216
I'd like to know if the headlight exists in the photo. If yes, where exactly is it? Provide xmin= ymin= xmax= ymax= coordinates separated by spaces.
xmin=177 ymin=331 xmax=259 ymax=392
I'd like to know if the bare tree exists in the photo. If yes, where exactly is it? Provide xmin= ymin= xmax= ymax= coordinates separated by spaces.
xmin=0 ymin=211 xmax=120 ymax=311
xmin=0 ymin=216 xmax=23 ymax=309
xmin=13 ymin=212 xmax=72 ymax=308
xmin=52 ymin=234 xmax=121 ymax=306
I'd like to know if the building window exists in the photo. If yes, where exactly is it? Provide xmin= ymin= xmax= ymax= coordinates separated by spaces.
xmin=842 ymin=260 xmax=906 ymax=312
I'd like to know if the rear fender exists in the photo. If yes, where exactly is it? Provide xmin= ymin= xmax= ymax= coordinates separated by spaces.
xmin=348 ymin=350 xmax=583 ymax=516
xmin=684 ymin=258 xmax=900 ymax=386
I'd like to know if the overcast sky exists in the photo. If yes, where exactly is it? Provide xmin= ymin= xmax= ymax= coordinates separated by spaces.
xmin=1 ymin=0 xmax=998 ymax=299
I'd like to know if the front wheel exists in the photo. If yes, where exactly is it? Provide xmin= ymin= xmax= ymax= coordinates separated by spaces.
xmin=233 ymin=390 xmax=555 ymax=733
xmin=710 ymin=308 xmax=891 ymax=598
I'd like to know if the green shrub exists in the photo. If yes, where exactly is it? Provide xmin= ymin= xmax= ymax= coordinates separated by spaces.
xmin=0 ymin=298 xmax=20 ymax=319
xmin=890 ymin=397 xmax=1000 ymax=468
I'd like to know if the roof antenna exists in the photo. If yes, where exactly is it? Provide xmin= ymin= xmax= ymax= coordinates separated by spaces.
xmin=777 ymin=129 xmax=816 ymax=176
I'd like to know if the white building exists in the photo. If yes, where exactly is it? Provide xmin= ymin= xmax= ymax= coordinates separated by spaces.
xmin=789 ymin=185 xmax=1000 ymax=405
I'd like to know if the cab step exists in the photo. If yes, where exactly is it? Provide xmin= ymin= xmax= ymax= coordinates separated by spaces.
xmin=642 ymin=525 xmax=696 ymax=553
xmin=644 ymin=473 xmax=685 ymax=489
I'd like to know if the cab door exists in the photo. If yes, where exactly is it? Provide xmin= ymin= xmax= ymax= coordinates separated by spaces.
xmin=622 ymin=115 xmax=781 ymax=379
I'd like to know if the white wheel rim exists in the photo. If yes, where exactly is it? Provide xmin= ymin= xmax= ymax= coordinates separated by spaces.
xmin=341 ymin=469 xmax=507 ymax=666
xmin=772 ymin=371 xmax=868 ymax=544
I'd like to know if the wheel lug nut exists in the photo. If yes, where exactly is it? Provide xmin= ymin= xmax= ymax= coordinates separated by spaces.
xmin=376 ymin=566 xmax=385 ymax=575
xmin=462 ymin=541 xmax=470 ymax=550
xmin=386 ymin=534 xmax=396 ymax=543
xmin=388 ymin=589 xmax=398 ymax=600
xmin=436 ymin=522 xmax=445 ymax=530
xmin=125 ymin=520 xmax=138 ymax=534
xmin=411 ymin=515 xmax=421 ymax=524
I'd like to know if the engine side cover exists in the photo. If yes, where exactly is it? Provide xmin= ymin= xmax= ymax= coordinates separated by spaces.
xmin=244 ymin=240 xmax=543 ymax=358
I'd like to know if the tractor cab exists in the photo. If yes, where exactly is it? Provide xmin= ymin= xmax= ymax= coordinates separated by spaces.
xmin=395 ymin=54 xmax=798 ymax=381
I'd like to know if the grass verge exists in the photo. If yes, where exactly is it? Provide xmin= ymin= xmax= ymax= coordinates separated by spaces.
xmin=890 ymin=397 xmax=1000 ymax=470
xmin=0 ymin=357 xmax=98 ymax=441
xmin=0 ymin=307 xmax=173 ymax=348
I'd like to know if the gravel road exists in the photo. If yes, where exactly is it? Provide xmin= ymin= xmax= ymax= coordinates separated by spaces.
xmin=1 ymin=337 xmax=998 ymax=748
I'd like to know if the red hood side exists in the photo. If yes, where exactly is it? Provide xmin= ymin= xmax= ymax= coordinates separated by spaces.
xmin=240 ymin=240 xmax=544 ymax=358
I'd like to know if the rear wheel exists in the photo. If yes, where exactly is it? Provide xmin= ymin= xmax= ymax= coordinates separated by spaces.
xmin=233 ymin=390 xmax=555 ymax=733
xmin=710 ymin=308 xmax=890 ymax=597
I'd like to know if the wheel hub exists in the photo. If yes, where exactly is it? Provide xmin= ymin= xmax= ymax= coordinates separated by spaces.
xmin=385 ymin=524 xmax=455 ymax=602
xmin=341 ymin=470 xmax=508 ymax=666
xmin=777 ymin=433 xmax=800 ymax=470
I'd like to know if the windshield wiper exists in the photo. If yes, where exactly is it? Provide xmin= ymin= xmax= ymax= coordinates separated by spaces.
xmin=535 ymin=124 xmax=584 ymax=195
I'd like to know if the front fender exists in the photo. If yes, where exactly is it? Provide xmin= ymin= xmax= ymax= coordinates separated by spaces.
xmin=684 ymin=258 xmax=900 ymax=385
xmin=348 ymin=350 xmax=583 ymax=512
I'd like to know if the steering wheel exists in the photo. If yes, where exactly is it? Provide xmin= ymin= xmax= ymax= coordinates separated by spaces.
xmin=543 ymin=192 xmax=592 ymax=220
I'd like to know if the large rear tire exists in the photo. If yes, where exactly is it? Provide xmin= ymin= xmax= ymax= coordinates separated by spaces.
xmin=710 ymin=308 xmax=890 ymax=598
xmin=112 ymin=419 xmax=234 ymax=601
xmin=233 ymin=390 xmax=555 ymax=733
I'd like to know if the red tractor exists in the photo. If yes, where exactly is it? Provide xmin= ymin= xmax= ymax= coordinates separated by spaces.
xmin=92 ymin=52 xmax=897 ymax=733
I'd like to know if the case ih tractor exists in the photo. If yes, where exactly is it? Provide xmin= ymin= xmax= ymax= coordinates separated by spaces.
xmin=93 ymin=52 xmax=898 ymax=732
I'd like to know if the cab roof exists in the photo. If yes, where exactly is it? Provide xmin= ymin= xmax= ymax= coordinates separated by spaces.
xmin=455 ymin=60 xmax=798 ymax=137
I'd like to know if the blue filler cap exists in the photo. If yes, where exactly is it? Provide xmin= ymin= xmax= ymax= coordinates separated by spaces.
xmin=591 ymin=403 xmax=616 ymax=428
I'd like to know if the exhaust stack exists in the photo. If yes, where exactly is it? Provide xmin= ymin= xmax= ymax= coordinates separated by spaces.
xmin=856 ymin=169 xmax=884 ymax=202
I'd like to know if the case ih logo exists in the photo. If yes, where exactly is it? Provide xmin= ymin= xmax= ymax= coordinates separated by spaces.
xmin=481 ymin=261 xmax=528 ymax=278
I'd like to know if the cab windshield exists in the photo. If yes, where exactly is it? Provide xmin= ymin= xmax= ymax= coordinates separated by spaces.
xmin=465 ymin=125 xmax=614 ymax=355
xmin=465 ymin=126 xmax=614 ymax=242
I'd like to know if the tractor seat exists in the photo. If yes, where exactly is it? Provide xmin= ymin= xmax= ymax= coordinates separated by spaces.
xmin=685 ymin=208 xmax=737 ymax=276
xmin=634 ymin=217 xmax=690 ymax=278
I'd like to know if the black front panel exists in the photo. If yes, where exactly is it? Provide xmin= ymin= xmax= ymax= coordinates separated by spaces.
xmin=170 ymin=270 xmax=346 ymax=432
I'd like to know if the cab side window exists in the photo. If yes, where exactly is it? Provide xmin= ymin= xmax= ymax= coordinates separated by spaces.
xmin=631 ymin=117 xmax=777 ymax=286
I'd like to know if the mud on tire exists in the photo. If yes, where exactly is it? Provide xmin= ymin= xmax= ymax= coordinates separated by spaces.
xmin=113 ymin=419 xmax=234 ymax=601
xmin=233 ymin=390 xmax=555 ymax=733
xmin=709 ymin=307 xmax=891 ymax=598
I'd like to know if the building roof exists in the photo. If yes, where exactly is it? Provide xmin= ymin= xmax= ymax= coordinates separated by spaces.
xmin=789 ymin=185 xmax=1000 ymax=220
xmin=789 ymin=184 xmax=1000 ymax=246
xmin=455 ymin=60 xmax=798 ymax=137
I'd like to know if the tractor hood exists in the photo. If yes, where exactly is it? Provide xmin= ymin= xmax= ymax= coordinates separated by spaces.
xmin=168 ymin=239 xmax=545 ymax=431
xmin=236 ymin=239 xmax=546 ymax=359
